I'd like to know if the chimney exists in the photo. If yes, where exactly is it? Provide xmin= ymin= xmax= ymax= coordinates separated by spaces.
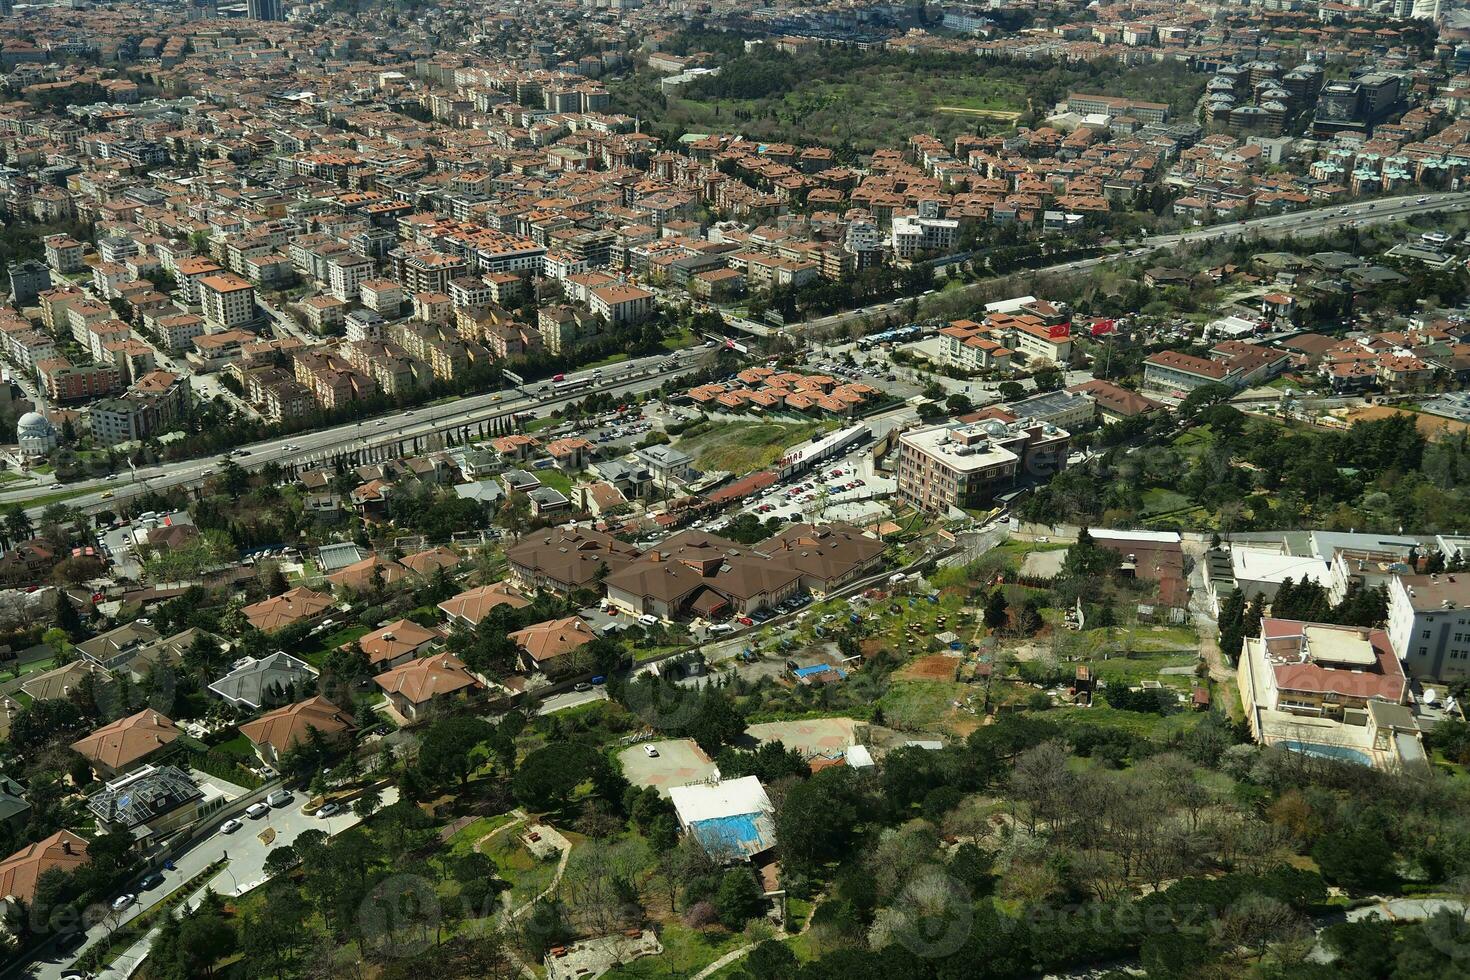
xmin=61 ymin=838 xmax=72 ymax=855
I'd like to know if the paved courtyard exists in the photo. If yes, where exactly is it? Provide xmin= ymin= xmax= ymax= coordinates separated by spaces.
xmin=746 ymin=717 xmax=858 ymax=756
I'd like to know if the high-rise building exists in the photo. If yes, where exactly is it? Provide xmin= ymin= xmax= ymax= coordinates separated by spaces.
xmin=247 ymin=0 xmax=283 ymax=20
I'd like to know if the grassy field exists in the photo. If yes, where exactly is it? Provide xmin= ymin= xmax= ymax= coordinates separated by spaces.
xmin=297 ymin=625 xmax=371 ymax=667
xmin=632 ymin=68 xmax=1026 ymax=152
xmin=604 ymin=923 xmax=745 ymax=980
xmin=677 ymin=419 xmax=825 ymax=473
xmin=536 ymin=467 xmax=575 ymax=497
xmin=481 ymin=823 xmax=559 ymax=906
xmin=445 ymin=812 xmax=520 ymax=857
xmin=879 ymin=679 xmax=975 ymax=732
xmin=1141 ymin=488 xmax=1191 ymax=515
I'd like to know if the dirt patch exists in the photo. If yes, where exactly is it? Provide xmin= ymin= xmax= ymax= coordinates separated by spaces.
xmin=1340 ymin=406 xmax=1468 ymax=441
xmin=934 ymin=106 xmax=1022 ymax=121
xmin=898 ymin=654 xmax=962 ymax=681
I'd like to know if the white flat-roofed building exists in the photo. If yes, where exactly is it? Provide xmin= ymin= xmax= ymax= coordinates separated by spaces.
xmin=1388 ymin=573 xmax=1470 ymax=681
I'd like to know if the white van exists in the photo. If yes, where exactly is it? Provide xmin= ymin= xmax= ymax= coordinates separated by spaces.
xmin=266 ymin=790 xmax=293 ymax=809
xmin=245 ymin=802 xmax=270 ymax=819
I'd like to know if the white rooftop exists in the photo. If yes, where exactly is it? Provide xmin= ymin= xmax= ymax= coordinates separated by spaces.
xmin=1232 ymin=547 xmax=1330 ymax=587
xmin=668 ymin=775 xmax=771 ymax=824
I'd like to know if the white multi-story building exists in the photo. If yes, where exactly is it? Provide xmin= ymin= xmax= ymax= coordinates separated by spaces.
xmin=891 ymin=201 xmax=959 ymax=259
xmin=1387 ymin=573 xmax=1470 ymax=680
xmin=327 ymin=254 xmax=373 ymax=303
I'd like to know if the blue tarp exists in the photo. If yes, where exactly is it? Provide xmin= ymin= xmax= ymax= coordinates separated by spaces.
xmin=691 ymin=813 xmax=774 ymax=860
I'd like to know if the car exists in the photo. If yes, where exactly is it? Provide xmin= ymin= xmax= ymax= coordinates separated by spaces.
xmin=638 ymin=613 xmax=659 ymax=626
xmin=245 ymin=802 xmax=271 ymax=819
xmin=59 ymin=971 xmax=94 ymax=980
xmin=138 ymin=873 xmax=164 ymax=891
xmin=237 ymin=449 xmax=250 ymax=457
xmin=375 ymin=419 xmax=387 ymax=426
xmin=317 ymin=802 xmax=341 ymax=818
xmin=105 ymin=473 xmax=118 ymax=481
xmin=404 ymin=410 xmax=414 ymax=417
xmin=54 ymin=931 xmax=87 ymax=955
xmin=266 ymin=790 xmax=293 ymax=808
xmin=100 ymin=491 xmax=114 ymax=500
xmin=708 ymin=623 xmax=733 ymax=635
xmin=643 ymin=745 xmax=659 ymax=757
xmin=1418 ymin=196 xmax=1429 ymax=204
xmin=738 ymin=616 xmax=754 ymax=626
xmin=219 ymin=818 xmax=242 ymax=834
xmin=111 ymin=894 xmax=136 ymax=912
xmin=574 ymin=682 xmax=592 ymax=693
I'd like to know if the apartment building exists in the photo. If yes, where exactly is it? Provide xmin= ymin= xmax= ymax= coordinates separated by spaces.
xmin=198 ymin=273 xmax=257 ymax=330
xmin=37 ymin=358 xmax=123 ymax=402
xmin=148 ymin=311 xmax=206 ymax=352
xmin=44 ymin=235 xmax=84 ymax=274
xmin=1387 ymin=573 xmax=1470 ymax=680
xmin=88 ymin=370 xmax=190 ymax=445
xmin=360 ymin=278 xmax=403 ymax=316
xmin=327 ymin=253 xmax=374 ymax=303
xmin=589 ymin=283 xmax=655 ymax=324
xmin=897 ymin=416 xmax=1069 ymax=513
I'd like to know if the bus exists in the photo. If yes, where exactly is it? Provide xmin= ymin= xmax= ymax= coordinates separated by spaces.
xmin=553 ymin=377 xmax=592 ymax=394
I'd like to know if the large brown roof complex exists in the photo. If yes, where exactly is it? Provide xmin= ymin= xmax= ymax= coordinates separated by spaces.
xmin=506 ymin=526 xmax=641 ymax=591
xmin=757 ymin=524 xmax=885 ymax=587
xmin=240 ymin=697 xmax=355 ymax=757
xmin=70 ymin=710 xmax=181 ymax=771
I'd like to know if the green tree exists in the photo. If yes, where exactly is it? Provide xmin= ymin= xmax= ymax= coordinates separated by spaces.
xmin=741 ymin=938 xmax=798 ymax=980
xmin=417 ymin=716 xmax=494 ymax=790
xmin=983 ymin=588 xmax=1009 ymax=630
xmin=716 ymin=868 xmax=765 ymax=929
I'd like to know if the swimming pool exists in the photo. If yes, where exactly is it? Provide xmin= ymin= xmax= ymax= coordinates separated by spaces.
xmin=1278 ymin=740 xmax=1373 ymax=767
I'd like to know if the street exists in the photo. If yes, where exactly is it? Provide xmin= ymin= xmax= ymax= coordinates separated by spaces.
xmin=3 ymin=344 xmax=715 ymax=519
xmin=738 ymin=191 xmax=1470 ymax=339
xmin=24 ymin=786 xmax=399 ymax=980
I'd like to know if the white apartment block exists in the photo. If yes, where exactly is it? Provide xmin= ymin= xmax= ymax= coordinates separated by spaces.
xmin=1388 ymin=573 xmax=1470 ymax=680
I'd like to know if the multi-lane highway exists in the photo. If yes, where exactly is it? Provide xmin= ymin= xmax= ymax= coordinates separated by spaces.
xmin=776 ymin=191 xmax=1470 ymax=337
xmin=6 ymin=344 xmax=717 ymax=518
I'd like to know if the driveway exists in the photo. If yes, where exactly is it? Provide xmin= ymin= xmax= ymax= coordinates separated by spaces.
xmin=536 ymin=687 xmax=608 ymax=716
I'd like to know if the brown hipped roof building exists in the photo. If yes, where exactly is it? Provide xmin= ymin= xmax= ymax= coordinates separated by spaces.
xmin=0 ymin=830 xmax=89 ymax=905
xmin=353 ymin=618 xmax=440 ymax=668
xmin=509 ymin=616 xmax=597 ymax=673
xmin=70 ymin=709 xmax=181 ymax=776
xmin=239 ymin=696 xmax=355 ymax=764
xmin=438 ymin=581 xmax=530 ymax=627
xmin=374 ymin=652 xmax=482 ymax=720
xmin=243 ymin=586 xmax=335 ymax=632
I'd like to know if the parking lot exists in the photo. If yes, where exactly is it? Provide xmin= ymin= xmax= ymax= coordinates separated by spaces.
xmin=617 ymin=738 xmax=718 ymax=796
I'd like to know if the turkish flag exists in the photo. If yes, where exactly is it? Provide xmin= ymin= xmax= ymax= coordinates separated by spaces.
xmin=1049 ymin=322 xmax=1072 ymax=339
xmin=1090 ymin=319 xmax=1115 ymax=337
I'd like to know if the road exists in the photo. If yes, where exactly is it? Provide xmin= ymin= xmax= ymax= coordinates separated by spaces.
xmin=23 ymin=786 xmax=399 ymax=980
xmin=739 ymin=191 xmax=1470 ymax=339
xmin=5 ymin=344 xmax=716 ymax=519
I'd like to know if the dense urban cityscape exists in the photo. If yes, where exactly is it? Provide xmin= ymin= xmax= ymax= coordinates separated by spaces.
xmin=1 ymin=0 xmax=1470 ymax=977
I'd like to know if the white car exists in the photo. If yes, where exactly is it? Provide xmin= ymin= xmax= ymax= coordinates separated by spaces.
xmin=245 ymin=802 xmax=271 ymax=819
xmin=707 ymin=623 xmax=734 ymax=635
xmin=111 ymin=894 xmax=136 ymax=912
xmin=638 ymin=614 xmax=659 ymax=626
xmin=219 ymin=818 xmax=242 ymax=834
xmin=643 ymin=745 xmax=660 ymax=758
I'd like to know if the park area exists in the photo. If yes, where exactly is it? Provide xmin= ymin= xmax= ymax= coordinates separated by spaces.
xmin=674 ymin=419 xmax=826 ymax=474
